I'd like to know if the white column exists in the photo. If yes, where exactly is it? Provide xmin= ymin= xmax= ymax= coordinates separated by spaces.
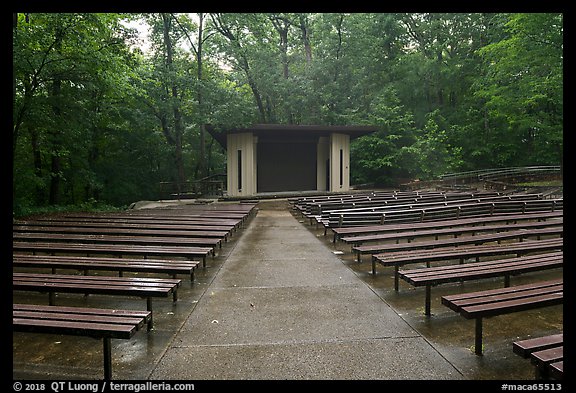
xmin=329 ymin=133 xmax=350 ymax=192
xmin=226 ymin=133 xmax=257 ymax=197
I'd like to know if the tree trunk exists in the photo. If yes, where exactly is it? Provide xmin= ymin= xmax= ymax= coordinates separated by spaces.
xmin=197 ymin=13 xmax=207 ymax=179
xmin=48 ymin=24 xmax=65 ymax=205
xmin=299 ymin=14 xmax=312 ymax=65
xmin=49 ymin=78 xmax=62 ymax=205
xmin=162 ymin=13 xmax=185 ymax=192
xmin=211 ymin=13 xmax=267 ymax=122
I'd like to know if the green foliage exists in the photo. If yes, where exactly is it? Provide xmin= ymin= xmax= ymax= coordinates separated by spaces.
xmin=13 ymin=12 xmax=563 ymax=212
xmin=14 ymin=200 xmax=124 ymax=220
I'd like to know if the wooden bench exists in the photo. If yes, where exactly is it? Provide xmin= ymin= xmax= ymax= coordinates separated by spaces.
xmin=13 ymin=272 xmax=181 ymax=330
xmin=320 ymin=198 xmax=562 ymax=231
xmin=13 ymin=254 xmax=199 ymax=282
xmin=15 ymin=219 xmax=235 ymax=233
xmin=513 ymin=333 xmax=563 ymax=380
xmin=331 ymin=210 xmax=563 ymax=242
xmin=320 ymin=195 xmax=556 ymax=229
xmin=341 ymin=218 xmax=563 ymax=247
xmin=304 ymin=192 xmax=485 ymax=219
xmin=33 ymin=215 xmax=244 ymax=231
xmin=354 ymin=226 xmax=563 ymax=262
xmin=12 ymin=241 xmax=212 ymax=268
xmin=441 ymin=279 xmax=563 ymax=355
xmin=13 ymin=232 xmax=222 ymax=254
xmin=372 ymin=237 xmax=563 ymax=287
xmin=299 ymin=191 xmax=501 ymax=219
xmin=13 ymin=303 xmax=151 ymax=380
xmin=397 ymin=251 xmax=563 ymax=316
xmin=13 ymin=224 xmax=231 ymax=242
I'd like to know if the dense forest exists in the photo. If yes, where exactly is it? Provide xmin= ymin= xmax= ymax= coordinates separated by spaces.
xmin=12 ymin=13 xmax=563 ymax=214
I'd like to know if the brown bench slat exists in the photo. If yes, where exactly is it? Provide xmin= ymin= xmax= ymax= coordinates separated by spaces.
xmin=531 ymin=346 xmax=563 ymax=365
xmin=549 ymin=361 xmax=563 ymax=380
xmin=513 ymin=333 xmax=563 ymax=358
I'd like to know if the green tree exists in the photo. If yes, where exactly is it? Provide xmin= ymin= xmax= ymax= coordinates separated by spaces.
xmin=13 ymin=13 xmax=144 ymax=210
xmin=473 ymin=13 xmax=563 ymax=168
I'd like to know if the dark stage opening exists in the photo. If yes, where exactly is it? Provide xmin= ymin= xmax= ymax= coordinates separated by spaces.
xmin=257 ymin=139 xmax=317 ymax=193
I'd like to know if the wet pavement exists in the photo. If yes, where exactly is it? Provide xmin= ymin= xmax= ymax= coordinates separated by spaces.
xmin=13 ymin=199 xmax=563 ymax=381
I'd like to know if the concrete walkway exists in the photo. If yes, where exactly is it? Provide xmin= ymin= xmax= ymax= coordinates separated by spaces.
xmin=149 ymin=201 xmax=462 ymax=380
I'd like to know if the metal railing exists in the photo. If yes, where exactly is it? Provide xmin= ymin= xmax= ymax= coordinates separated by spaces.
xmin=159 ymin=173 xmax=226 ymax=199
xmin=439 ymin=166 xmax=561 ymax=183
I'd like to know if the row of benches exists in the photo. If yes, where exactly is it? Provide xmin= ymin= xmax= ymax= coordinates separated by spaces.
xmin=318 ymin=196 xmax=562 ymax=230
xmin=290 ymin=192 xmax=563 ymax=377
xmin=13 ymin=201 xmax=258 ymax=379
xmin=331 ymin=210 xmax=563 ymax=242
xmin=294 ymin=190 xmax=502 ymax=217
xmin=355 ymin=225 xmax=563 ymax=262
xmin=13 ymin=203 xmax=258 ymax=267
xmin=294 ymin=191 xmax=562 ymax=231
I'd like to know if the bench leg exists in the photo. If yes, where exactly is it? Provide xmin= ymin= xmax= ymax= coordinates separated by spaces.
xmin=147 ymin=298 xmax=153 ymax=331
xmin=394 ymin=266 xmax=400 ymax=292
xmin=103 ymin=338 xmax=112 ymax=380
xmin=372 ymin=259 xmax=377 ymax=275
xmin=475 ymin=318 xmax=483 ymax=356
xmin=425 ymin=286 xmax=431 ymax=316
